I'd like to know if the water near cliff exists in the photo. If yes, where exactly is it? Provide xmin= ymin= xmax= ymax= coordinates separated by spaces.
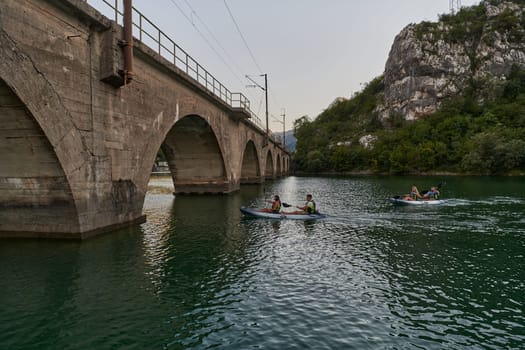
xmin=1 ymin=176 xmax=524 ymax=349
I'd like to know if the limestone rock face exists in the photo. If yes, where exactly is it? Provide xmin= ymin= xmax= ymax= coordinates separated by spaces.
xmin=381 ymin=1 xmax=525 ymax=120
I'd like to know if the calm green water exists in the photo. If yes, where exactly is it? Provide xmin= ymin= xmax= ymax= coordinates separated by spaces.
xmin=1 ymin=176 xmax=525 ymax=349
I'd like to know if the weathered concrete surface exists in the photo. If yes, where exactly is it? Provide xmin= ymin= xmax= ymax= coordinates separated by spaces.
xmin=0 ymin=0 xmax=289 ymax=238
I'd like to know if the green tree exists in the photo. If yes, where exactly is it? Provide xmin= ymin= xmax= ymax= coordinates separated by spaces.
xmin=305 ymin=150 xmax=328 ymax=173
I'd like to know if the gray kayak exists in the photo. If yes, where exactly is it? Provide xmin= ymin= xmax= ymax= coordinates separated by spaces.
xmin=390 ymin=197 xmax=446 ymax=205
xmin=240 ymin=207 xmax=326 ymax=220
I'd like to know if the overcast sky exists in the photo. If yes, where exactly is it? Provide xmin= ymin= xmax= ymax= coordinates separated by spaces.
xmin=88 ymin=0 xmax=481 ymax=132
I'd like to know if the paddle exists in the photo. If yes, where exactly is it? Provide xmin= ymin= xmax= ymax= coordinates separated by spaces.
xmin=282 ymin=202 xmax=307 ymax=209
xmin=282 ymin=202 xmax=322 ymax=215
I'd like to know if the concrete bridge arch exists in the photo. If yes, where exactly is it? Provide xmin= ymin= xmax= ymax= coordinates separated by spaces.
xmin=0 ymin=30 xmax=89 ymax=235
xmin=159 ymin=114 xmax=228 ymax=194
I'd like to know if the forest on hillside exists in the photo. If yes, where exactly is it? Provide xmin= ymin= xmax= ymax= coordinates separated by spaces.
xmin=294 ymin=66 xmax=525 ymax=175
xmin=293 ymin=1 xmax=525 ymax=175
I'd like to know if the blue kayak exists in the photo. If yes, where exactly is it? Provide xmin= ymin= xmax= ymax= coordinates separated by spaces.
xmin=240 ymin=207 xmax=326 ymax=220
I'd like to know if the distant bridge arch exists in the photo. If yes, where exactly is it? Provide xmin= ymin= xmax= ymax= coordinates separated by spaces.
xmin=240 ymin=140 xmax=261 ymax=184
xmin=276 ymin=154 xmax=283 ymax=177
xmin=265 ymin=150 xmax=275 ymax=179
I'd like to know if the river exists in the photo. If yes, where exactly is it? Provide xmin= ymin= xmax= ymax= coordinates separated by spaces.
xmin=1 ymin=176 xmax=524 ymax=349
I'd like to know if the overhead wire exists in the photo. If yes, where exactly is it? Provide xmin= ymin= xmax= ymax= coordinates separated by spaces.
xmin=166 ymin=0 xmax=247 ymax=90
xmin=179 ymin=0 xmax=248 ymax=86
xmin=167 ymin=0 xmax=282 ymax=129
xmin=223 ymin=0 xmax=285 ymax=130
xmin=166 ymin=0 xmax=264 ymax=103
xmin=270 ymin=113 xmax=283 ymax=123
xmin=223 ymin=0 xmax=264 ymax=74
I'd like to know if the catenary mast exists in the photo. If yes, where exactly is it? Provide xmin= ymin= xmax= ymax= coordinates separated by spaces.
xmin=450 ymin=0 xmax=462 ymax=14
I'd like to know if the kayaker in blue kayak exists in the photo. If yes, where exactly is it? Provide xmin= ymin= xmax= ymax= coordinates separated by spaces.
xmin=260 ymin=195 xmax=282 ymax=213
xmin=423 ymin=186 xmax=440 ymax=200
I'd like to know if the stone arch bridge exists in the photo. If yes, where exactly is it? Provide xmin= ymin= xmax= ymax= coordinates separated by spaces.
xmin=0 ymin=0 xmax=289 ymax=238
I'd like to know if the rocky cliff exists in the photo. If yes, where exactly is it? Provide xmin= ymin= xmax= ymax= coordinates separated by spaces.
xmin=381 ymin=0 xmax=525 ymax=120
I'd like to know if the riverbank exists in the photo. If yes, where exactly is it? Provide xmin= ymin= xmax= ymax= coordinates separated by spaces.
xmin=291 ymin=170 xmax=525 ymax=177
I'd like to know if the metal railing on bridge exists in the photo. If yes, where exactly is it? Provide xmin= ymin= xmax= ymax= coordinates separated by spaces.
xmin=91 ymin=0 xmax=266 ymax=133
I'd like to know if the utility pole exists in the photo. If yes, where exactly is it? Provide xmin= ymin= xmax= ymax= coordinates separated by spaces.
xmin=246 ymin=74 xmax=269 ymax=137
xmin=281 ymin=109 xmax=286 ymax=147
xmin=264 ymin=74 xmax=268 ymax=137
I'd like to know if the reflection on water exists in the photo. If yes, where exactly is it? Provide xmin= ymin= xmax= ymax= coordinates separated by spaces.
xmin=1 ymin=176 xmax=524 ymax=349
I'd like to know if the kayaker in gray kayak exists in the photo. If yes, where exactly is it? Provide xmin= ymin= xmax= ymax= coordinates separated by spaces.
xmin=287 ymin=194 xmax=317 ymax=214
xmin=260 ymin=195 xmax=282 ymax=213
